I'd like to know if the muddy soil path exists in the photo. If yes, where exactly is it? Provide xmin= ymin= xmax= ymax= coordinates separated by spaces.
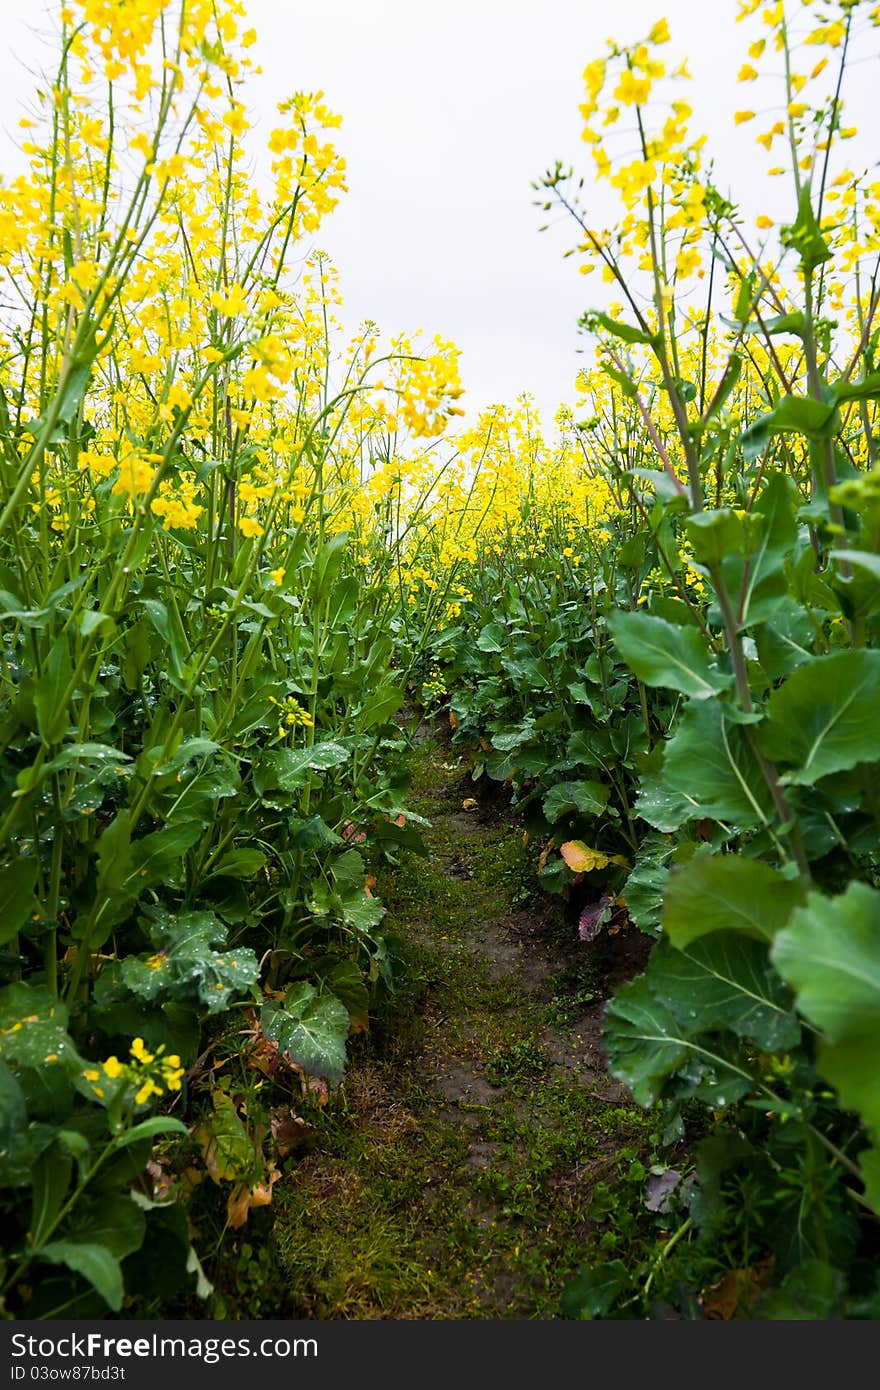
xmin=275 ymin=728 xmax=655 ymax=1318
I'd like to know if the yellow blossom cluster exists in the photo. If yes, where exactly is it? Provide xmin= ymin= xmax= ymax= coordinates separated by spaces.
xmin=83 ymin=1037 xmax=185 ymax=1106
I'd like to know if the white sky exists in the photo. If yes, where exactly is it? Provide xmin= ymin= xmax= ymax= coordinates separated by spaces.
xmin=3 ymin=1 xmax=879 ymax=425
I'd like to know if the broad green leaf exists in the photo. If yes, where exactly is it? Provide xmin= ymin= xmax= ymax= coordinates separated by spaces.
xmin=206 ymin=848 xmax=267 ymax=880
xmin=331 ymin=848 xmax=366 ymax=892
xmin=602 ymin=976 xmax=688 ymax=1106
xmin=722 ymin=473 xmax=799 ymax=629
xmin=113 ymin=1116 xmax=189 ymax=1149
xmin=608 ymin=610 xmax=731 ymax=700
xmin=755 ymin=600 xmax=814 ymax=680
xmin=64 ymin=1194 xmax=146 ymax=1259
xmin=288 ymin=814 xmax=343 ymax=852
xmin=830 ymin=550 xmax=880 ymax=621
xmin=662 ymin=702 xmax=775 ymax=829
xmin=40 ymin=1240 xmax=123 ymax=1310
xmin=342 ymin=892 xmax=385 ymax=934
xmin=829 ymin=371 xmax=880 ymax=405
xmin=542 ymin=780 xmax=609 ymax=823
xmin=358 ymin=681 xmax=405 ymax=729
xmin=476 ymin=622 xmax=508 ymax=653
xmin=261 ymin=983 xmax=349 ymax=1086
xmin=685 ymin=509 xmax=747 ymax=567
xmin=663 ymin=855 xmax=806 ymax=948
xmin=314 ymin=531 xmax=348 ymax=599
xmin=0 ymin=858 xmax=39 ymax=944
xmin=773 ymin=883 xmax=880 ymax=1140
xmin=254 ymin=741 xmax=350 ymax=793
xmin=0 ymin=982 xmax=78 ymax=1070
xmin=320 ymin=960 xmax=370 ymax=1033
xmin=772 ymin=883 xmax=880 ymax=1042
xmin=622 ymin=856 xmax=669 ymax=935
xmin=604 ymin=972 xmax=755 ymax=1108
xmin=634 ymin=759 xmax=701 ymax=834
xmin=761 ymin=650 xmax=880 ymax=785
xmin=652 ymin=936 xmax=801 ymax=1053
xmin=741 ymin=394 xmax=839 ymax=461
xmin=193 ymin=1091 xmax=255 ymax=1183
xmin=0 ymin=1064 xmax=32 ymax=1184
xmin=561 ymin=1259 xmax=629 ymax=1318
xmin=591 ymin=312 xmax=658 ymax=347
xmin=30 ymin=1141 xmax=73 ymax=1246
xmin=118 ymin=909 xmax=258 ymax=1015
xmin=780 ymin=185 xmax=831 ymax=273
xmin=34 ymin=640 xmax=72 ymax=744
xmin=859 ymin=1146 xmax=880 ymax=1215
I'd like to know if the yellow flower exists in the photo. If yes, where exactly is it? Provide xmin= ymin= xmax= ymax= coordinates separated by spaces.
xmin=269 ymin=566 xmax=286 ymax=586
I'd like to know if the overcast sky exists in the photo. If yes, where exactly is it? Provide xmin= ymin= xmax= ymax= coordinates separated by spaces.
xmin=3 ymin=1 xmax=879 ymax=425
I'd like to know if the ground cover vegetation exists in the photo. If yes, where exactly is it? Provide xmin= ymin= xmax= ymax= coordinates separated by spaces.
xmin=0 ymin=0 xmax=879 ymax=1321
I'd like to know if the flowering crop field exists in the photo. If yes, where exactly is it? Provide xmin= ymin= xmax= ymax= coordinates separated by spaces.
xmin=1 ymin=0 xmax=880 ymax=1322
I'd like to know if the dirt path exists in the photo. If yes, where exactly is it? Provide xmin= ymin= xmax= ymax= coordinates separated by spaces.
xmin=274 ymin=728 xmax=655 ymax=1318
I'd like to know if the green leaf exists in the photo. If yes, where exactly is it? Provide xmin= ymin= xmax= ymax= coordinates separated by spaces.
xmin=254 ymin=741 xmax=350 ymax=793
xmin=64 ymin=1194 xmax=146 ymax=1259
xmin=288 ymin=814 xmax=343 ymax=852
xmin=542 ymin=780 xmax=609 ymax=823
xmin=663 ymin=856 xmax=806 ymax=949
xmin=703 ymin=353 xmax=743 ymax=422
xmin=780 ymin=185 xmax=831 ymax=273
xmin=662 ymin=702 xmax=775 ymax=829
xmin=331 ymin=848 xmax=366 ymax=893
xmin=773 ymin=882 xmax=880 ymax=1142
xmin=33 ymin=640 xmax=73 ymax=744
xmin=261 ymin=983 xmax=349 ymax=1086
xmin=0 ymin=1063 xmax=30 ymax=1184
xmin=113 ymin=1116 xmax=189 ymax=1149
xmin=741 ymin=394 xmax=839 ymax=461
xmin=634 ymin=753 xmax=702 ymax=833
xmin=30 ymin=1141 xmax=73 ymax=1246
xmin=685 ymin=509 xmax=747 ymax=567
xmin=772 ymin=883 xmax=880 ymax=1043
xmin=760 ymin=650 xmax=880 ymax=785
xmin=206 ymin=848 xmax=267 ymax=880
xmin=652 ymin=936 xmax=801 ymax=1053
xmin=723 ymin=473 xmax=799 ymax=629
xmin=0 ymin=858 xmax=39 ymax=944
xmin=608 ymin=610 xmax=731 ymax=699
xmin=0 ymin=982 xmax=78 ymax=1070
xmin=314 ymin=532 xmax=349 ymax=599
xmin=193 ymin=1091 xmax=254 ymax=1183
xmin=604 ymin=964 xmax=757 ymax=1107
xmin=119 ymin=909 xmax=258 ymax=1016
xmin=742 ymin=311 xmax=806 ymax=340
xmin=359 ymin=681 xmax=405 ymax=729
xmin=561 ymin=1259 xmax=629 ymax=1318
xmin=39 ymin=1241 xmax=123 ymax=1311
xmin=829 ymin=370 xmax=880 ymax=405
xmin=592 ymin=312 xmax=657 ymax=347
xmin=622 ymin=850 xmax=670 ymax=935
xmin=476 ymin=622 xmax=508 ymax=653
xmin=603 ymin=975 xmax=692 ymax=1106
